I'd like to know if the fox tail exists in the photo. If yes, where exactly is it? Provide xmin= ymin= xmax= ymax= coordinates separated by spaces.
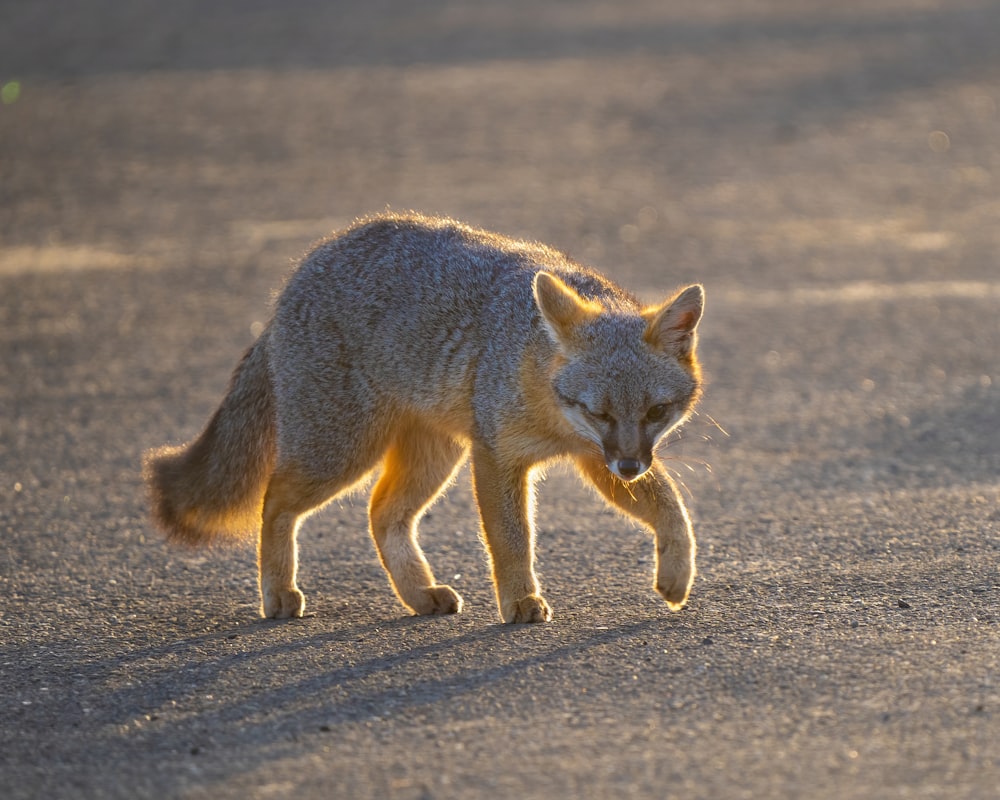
xmin=143 ymin=338 xmax=276 ymax=546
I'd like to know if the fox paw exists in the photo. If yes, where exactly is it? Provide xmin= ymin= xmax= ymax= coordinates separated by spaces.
xmin=262 ymin=587 xmax=306 ymax=619
xmin=503 ymin=594 xmax=553 ymax=624
xmin=410 ymin=584 xmax=464 ymax=616
xmin=655 ymin=571 xmax=693 ymax=611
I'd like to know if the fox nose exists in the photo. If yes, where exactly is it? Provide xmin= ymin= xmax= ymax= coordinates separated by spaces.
xmin=614 ymin=458 xmax=646 ymax=480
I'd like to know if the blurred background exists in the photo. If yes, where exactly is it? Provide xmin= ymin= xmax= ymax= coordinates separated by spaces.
xmin=4 ymin=0 xmax=997 ymax=289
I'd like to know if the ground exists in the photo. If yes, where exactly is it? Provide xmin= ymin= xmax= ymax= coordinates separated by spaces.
xmin=1 ymin=1 xmax=998 ymax=798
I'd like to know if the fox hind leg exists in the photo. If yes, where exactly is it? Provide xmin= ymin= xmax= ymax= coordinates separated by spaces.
xmin=259 ymin=446 xmax=383 ymax=619
xmin=369 ymin=423 xmax=468 ymax=616
xmin=258 ymin=470 xmax=311 ymax=618
xmin=259 ymin=466 xmax=345 ymax=619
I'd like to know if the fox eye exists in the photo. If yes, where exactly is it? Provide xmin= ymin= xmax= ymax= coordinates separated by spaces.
xmin=556 ymin=391 xmax=613 ymax=423
xmin=646 ymin=403 xmax=671 ymax=424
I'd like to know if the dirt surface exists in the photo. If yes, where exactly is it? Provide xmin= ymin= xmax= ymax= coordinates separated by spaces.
xmin=2 ymin=2 xmax=998 ymax=798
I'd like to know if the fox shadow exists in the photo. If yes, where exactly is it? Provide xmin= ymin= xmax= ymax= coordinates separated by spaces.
xmin=3 ymin=600 xmax=708 ymax=795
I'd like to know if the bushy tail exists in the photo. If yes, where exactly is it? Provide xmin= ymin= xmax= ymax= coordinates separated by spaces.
xmin=143 ymin=338 xmax=276 ymax=546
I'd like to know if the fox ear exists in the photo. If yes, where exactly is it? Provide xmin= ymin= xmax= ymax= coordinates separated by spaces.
xmin=643 ymin=284 xmax=704 ymax=358
xmin=533 ymin=271 xmax=601 ymax=347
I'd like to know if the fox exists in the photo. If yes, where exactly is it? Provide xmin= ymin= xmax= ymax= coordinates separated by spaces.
xmin=143 ymin=212 xmax=705 ymax=624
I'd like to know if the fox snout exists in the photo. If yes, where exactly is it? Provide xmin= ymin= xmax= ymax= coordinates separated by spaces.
xmin=601 ymin=418 xmax=654 ymax=481
xmin=608 ymin=456 xmax=650 ymax=482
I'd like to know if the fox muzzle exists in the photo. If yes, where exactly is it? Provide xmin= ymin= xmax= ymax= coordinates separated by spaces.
xmin=609 ymin=458 xmax=648 ymax=482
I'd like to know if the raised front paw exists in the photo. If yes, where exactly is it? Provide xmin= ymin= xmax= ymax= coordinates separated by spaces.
xmin=262 ymin=586 xmax=306 ymax=619
xmin=409 ymin=584 xmax=464 ymax=616
xmin=502 ymin=594 xmax=553 ymax=624
xmin=655 ymin=565 xmax=694 ymax=611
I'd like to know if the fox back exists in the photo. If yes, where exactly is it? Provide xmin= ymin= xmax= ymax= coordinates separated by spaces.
xmin=271 ymin=214 xmax=701 ymax=465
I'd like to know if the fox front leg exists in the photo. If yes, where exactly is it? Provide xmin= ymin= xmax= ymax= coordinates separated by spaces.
xmin=471 ymin=443 xmax=552 ymax=623
xmin=649 ymin=476 xmax=697 ymax=611
xmin=575 ymin=455 xmax=696 ymax=611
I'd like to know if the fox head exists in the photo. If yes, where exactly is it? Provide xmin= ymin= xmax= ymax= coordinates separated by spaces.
xmin=533 ymin=271 xmax=704 ymax=482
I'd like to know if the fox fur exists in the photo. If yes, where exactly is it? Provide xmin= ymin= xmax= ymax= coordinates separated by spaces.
xmin=143 ymin=212 xmax=705 ymax=623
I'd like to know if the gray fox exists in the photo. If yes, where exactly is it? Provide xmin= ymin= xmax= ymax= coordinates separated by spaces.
xmin=144 ymin=213 xmax=705 ymax=623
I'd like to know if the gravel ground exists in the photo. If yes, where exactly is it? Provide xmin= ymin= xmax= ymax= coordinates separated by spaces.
xmin=1 ymin=2 xmax=998 ymax=798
